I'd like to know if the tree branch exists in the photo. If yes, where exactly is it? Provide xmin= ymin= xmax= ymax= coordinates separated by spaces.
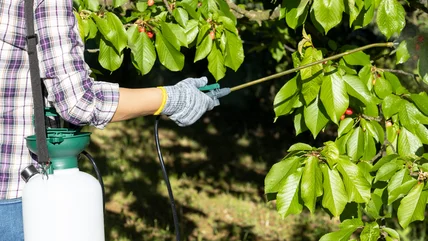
xmin=225 ymin=0 xmax=279 ymax=25
xmin=163 ymin=0 xmax=173 ymax=14
xmin=408 ymin=0 xmax=428 ymax=14
xmin=379 ymin=68 xmax=418 ymax=78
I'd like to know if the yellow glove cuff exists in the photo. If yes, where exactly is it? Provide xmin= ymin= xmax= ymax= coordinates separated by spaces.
xmin=154 ymin=86 xmax=167 ymax=115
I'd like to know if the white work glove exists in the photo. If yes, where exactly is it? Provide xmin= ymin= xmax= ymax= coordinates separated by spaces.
xmin=160 ymin=77 xmax=218 ymax=127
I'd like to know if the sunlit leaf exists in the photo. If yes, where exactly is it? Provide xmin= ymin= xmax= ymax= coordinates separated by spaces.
xmin=321 ymin=164 xmax=348 ymax=216
xmin=276 ymin=168 xmax=303 ymax=218
xmin=397 ymin=183 xmax=428 ymax=228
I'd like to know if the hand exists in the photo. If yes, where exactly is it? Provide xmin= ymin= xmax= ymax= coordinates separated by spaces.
xmin=161 ymin=77 xmax=218 ymax=126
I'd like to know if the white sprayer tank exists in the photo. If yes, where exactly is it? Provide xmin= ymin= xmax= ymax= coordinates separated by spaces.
xmin=22 ymin=167 xmax=105 ymax=241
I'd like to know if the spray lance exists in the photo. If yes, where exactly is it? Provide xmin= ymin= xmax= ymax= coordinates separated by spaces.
xmin=156 ymin=41 xmax=396 ymax=241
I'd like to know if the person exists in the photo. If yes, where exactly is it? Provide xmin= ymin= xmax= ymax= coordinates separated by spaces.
xmin=0 ymin=0 xmax=219 ymax=240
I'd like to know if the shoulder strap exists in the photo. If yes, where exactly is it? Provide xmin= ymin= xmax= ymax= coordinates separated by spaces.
xmin=24 ymin=0 xmax=49 ymax=164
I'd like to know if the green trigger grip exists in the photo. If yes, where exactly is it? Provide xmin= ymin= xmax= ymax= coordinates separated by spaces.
xmin=198 ymin=83 xmax=220 ymax=92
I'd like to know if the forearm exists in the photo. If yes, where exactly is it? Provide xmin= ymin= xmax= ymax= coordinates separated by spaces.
xmin=110 ymin=87 xmax=163 ymax=122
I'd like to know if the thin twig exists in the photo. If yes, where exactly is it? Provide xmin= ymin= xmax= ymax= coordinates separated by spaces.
xmin=163 ymin=0 xmax=173 ymax=14
xmin=283 ymin=44 xmax=296 ymax=52
xmin=379 ymin=68 xmax=418 ymax=78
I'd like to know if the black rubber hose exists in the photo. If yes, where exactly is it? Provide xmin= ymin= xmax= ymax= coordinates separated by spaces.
xmin=154 ymin=116 xmax=181 ymax=241
xmin=81 ymin=150 xmax=105 ymax=214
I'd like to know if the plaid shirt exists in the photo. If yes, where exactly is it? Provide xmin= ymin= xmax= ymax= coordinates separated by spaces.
xmin=0 ymin=0 xmax=120 ymax=199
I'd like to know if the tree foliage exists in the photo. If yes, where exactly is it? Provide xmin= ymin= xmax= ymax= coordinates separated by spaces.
xmin=73 ymin=0 xmax=428 ymax=239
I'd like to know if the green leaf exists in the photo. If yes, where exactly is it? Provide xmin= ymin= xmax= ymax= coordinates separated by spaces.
xmin=337 ymin=157 xmax=371 ymax=203
xmin=398 ymin=127 xmax=424 ymax=157
xmin=173 ymin=7 xmax=189 ymax=27
xmin=98 ymin=37 xmax=124 ymax=71
xmin=93 ymin=12 xmax=128 ymax=53
xmin=343 ymin=51 xmax=371 ymax=66
xmin=359 ymin=161 xmax=374 ymax=184
xmin=376 ymin=0 xmax=406 ymax=39
xmin=375 ymin=159 xmax=402 ymax=183
xmin=343 ymin=75 xmax=372 ymax=104
xmin=183 ymin=20 xmax=199 ymax=45
xmin=216 ymin=0 xmax=236 ymax=24
xmin=301 ymin=73 xmax=323 ymax=105
xmin=127 ymin=25 xmax=156 ymax=75
xmin=155 ymin=32 xmax=185 ymax=71
xmin=347 ymin=127 xmax=364 ymax=161
xmin=194 ymin=33 xmax=213 ymax=62
xmin=288 ymin=143 xmax=313 ymax=152
xmin=374 ymin=77 xmax=392 ymax=100
xmin=321 ymin=141 xmax=340 ymax=168
xmin=283 ymin=0 xmax=310 ymax=29
xmin=399 ymin=101 xmax=428 ymax=128
xmin=276 ymin=168 xmax=303 ymax=218
xmin=414 ymin=123 xmax=428 ymax=144
xmin=365 ymin=193 xmax=383 ymax=219
xmin=304 ymin=96 xmax=330 ymax=138
xmin=85 ymin=0 xmax=99 ymax=11
xmin=218 ymin=16 xmax=238 ymax=35
xmin=382 ymin=95 xmax=404 ymax=120
xmin=224 ymin=31 xmax=244 ymax=71
xmin=73 ymin=12 xmax=85 ymax=42
xmin=207 ymin=42 xmax=226 ymax=81
xmin=353 ymin=1 xmax=375 ymax=29
xmin=135 ymin=2 xmax=148 ymax=12
xmin=301 ymin=156 xmax=323 ymax=213
xmin=200 ymin=0 xmax=218 ymax=18
xmin=360 ymin=222 xmax=380 ymax=241
xmin=320 ymin=72 xmax=349 ymax=124
xmin=382 ymin=227 xmax=400 ymax=240
xmin=346 ymin=0 xmax=363 ymax=26
xmin=389 ymin=178 xmax=418 ymax=204
xmin=384 ymin=72 xmax=403 ymax=93
xmin=362 ymin=131 xmax=377 ymax=161
xmin=312 ymin=0 xmax=345 ymax=34
xmin=396 ymin=40 xmax=411 ymax=64
xmin=338 ymin=118 xmax=354 ymax=137
xmin=161 ymin=22 xmax=187 ymax=49
xmin=265 ymin=156 xmax=301 ymax=194
xmin=86 ymin=17 xmax=98 ymax=40
xmin=410 ymin=92 xmax=428 ymax=116
xmin=179 ymin=0 xmax=200 ymax=19
xmin=321 ymin=164 xmax=348 ymax=216
xmin=371 ymin=154 xmax=399 ymax=172
xmin=300 ymin=47 xmax=323 ymax=80
xmin=319 ymin=227 xmax=358 ymax=241
xmin=397 ymin=183 xmax=428 ymax=228
xmin=294 ymin=108 xmax=308 ymax=135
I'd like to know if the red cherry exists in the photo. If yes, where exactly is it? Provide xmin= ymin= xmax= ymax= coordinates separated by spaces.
xmin=138 ymin=26 xmax=145 ymax=33
xmin=148 ymin=0 xmax=155 ymax=7
xmin=340 ymin=115 xmax=345 ymax=120
xmin=209 ymin=31 xmax=215 ymax=40
xmin=345 ymin=108 xmax=353 ymax=115
xmin=417 ymin=35 xmax=425 ymax=43
xmin=146 ymin=31 xmax=154 ymax=39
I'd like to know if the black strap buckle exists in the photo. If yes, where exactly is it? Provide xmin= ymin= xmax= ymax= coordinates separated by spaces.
xmin=26 ymin=34 xmax=38 ymax=44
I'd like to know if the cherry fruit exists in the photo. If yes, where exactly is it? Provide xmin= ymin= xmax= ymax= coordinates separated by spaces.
xmin=345 ymin=108 xmax=353 ymax=115
xmin=146 ymin=31 xmax=154 ymax=39
xmin=209 ymin=31 xmax=215 ymax=40
xmin=148 ymin=0 xmax=154 ymax=7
